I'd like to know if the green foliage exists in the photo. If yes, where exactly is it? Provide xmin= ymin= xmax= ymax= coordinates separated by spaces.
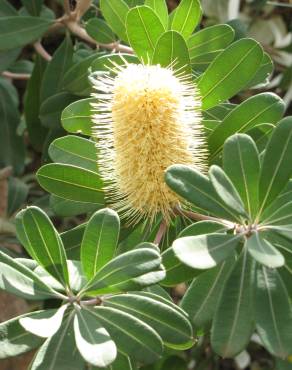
xmin=1 ymin=1 xmax=292 ymax=369
xmin=0 ymin=207 xmax=193 ymax=369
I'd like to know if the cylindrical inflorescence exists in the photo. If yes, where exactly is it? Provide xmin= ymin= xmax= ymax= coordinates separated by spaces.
xmin=91 ymin=62 xmax=207 ymax=224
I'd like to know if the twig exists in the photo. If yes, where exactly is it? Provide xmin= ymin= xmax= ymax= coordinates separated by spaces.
xmin=154 ymin=220 xmax=167 ymax=245
xmin=34 ymin=41 xmax=52 ymax=61
xmin=65 ymin=19 xmax=133 ymax=53
xmin=2 ymin=71 xmax=30 ymax=80
xmin=175 ymin=206 xmax=234 ymax=228
xmin=75 ymin=0 xmax=93 ymax=19
xmin=63 ymin=0 xmax=71 ymax=14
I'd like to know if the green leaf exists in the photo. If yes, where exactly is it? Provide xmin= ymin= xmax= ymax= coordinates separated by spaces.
xmin=91 ymin=53 xmax=139 ymax=73
xmin=198 ymin=38 xmax=264 ymax=110
xmin=254 ymin=266 xmax=292 ymax=358
xmin=100 ymin=0 xmax=129 ymax=42
xmin=258 ymin=117 xmax=292 ymax=215
xmin=203 ymin=102 xmax=235 ymax=120
xmin=49 ymin=136 xmax=98 ymax=173
xmin=0 ymin=313 xmax=43 ymax=359
xmin=145 ymin=0 xmax=168 ymax=29
xmin=0 ymin=0 xmax=18 ymax=16
xmin=40 ymin=92 xmax=76 ymax=128
xmin=126 ymin=5 xmax=165 ymax=62
xmin=246 ymin=233 xmax=284 ymax=268
xmin=61 ymin=98 xmax=94 ymax=136
xmin=152 ymin=30 xmax=191 ymax=75
xmin=211 ymin=250 xmax=254 ymax=357
xmin=165 ymin=164 xmax=238 ymax=221
xmin=104 ymin=292 xmax=193 ymax=349
xmin=209 ymin=165 xmax=247 ymax=219
xmin=260 ymin=180 xmax=292 ymax=224
xmin=74 ymin=308 xmax=117 ymax=367
xmin=173 ymin=233 xmax=242 ymax=270
xmin=87 ymin=306 xmax=163 ymax=364
xmin=108 ymin=353 xmax=136 ymax=370
xmin=85 ymin=18 xmax=116 ymax=44
xmin=50 ymin=195 xmax=99 ymax=218
xmin=170 ymin=0 xmax=201 ymax=39
xmin=37 ymin=163 xmax=104 ymax=204
xmin=24 ymin=55 xmax=48 ymax=151
xmin=161 ymin=247 xmax=199 ymax=286
xmin=30 ymin=312 xmax=85 ymax=370
xmin=276 ymin=359 xmax=292 ymax=370
xmin=188 ymin=24 xmax=234 ymax=60
xmin=208 ymin=92 xmax=285 ymax=159
xmin=21 ymin=0 xmax=43 ymax=16
xmin=245 ymin=52 xmax=273 ymax=88
xmin=81 ymin=208 xmax=120 ymax=280
xmin=223 ymin=134 xmax=260 ymax=219
xmin=34 ymin=260 xmax=87 ymax=293
xmin=16 ymin=206 xmax=69 ymax=286
xmin=63 ymin=53 xmax=101 ymax=96
xmin=247 ymin=123 xmax=274 ymax=153
xmin=191 ymin=50 xmax=221 ymax=72
xmin=19 ymin=305 xmax=68 ymax=338
xmin=0 ymin=80 xmax=25 ymax=174
xmin=83 ymin=246 xmax=164 ymax=295
xmin=40 ymin=35 xmax=73 ymax=102
xmin=161 ymin=220 xmax=228 ymax=286
xmin=0 ymin=48 xmax=21 ymax=72
xmin=61 ymin=223 xmax=86 ymax=260
xmin=181 ymin=256 xmax=235 ymax=328
xmin=0 ymin=250 xmax=58 ymax=300
xmin=0 ymin=16 xmax=52 ymax=50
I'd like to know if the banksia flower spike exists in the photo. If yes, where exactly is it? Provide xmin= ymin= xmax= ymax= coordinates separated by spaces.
xmin=91 ymin=61 xmax=207 ymax=225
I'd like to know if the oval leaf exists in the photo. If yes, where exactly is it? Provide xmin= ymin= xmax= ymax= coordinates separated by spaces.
xmin=211 ymin=250 xmax=254 ymax=357
xmin=255 ymin=266 xmax=292 ymax=358
xmin=170 ymin=0 xmax=201 ymax=39
xmin=173 ymin=233 xmax=242 ymax=269
xmin=246 ymin=233 xmax=285 ymax=268
xmin=81 ymin=208 xmax=120 ymax=280
xmin=126 ymin=5 xmax=165 ymax=62
xmin=258 ymin=117 xmax=292 ymax=215
xmin=15 ymin=206 xmax=69 ymax=286
xmin=223 ymin=134 xmax=260 ymax=219
xmin=37 ymin=163 xmax=104 ymax=204
xmin=74 ymin=308 xmax=117 ymax=367
xmin=198 ymin=38 xmax=263 ymax=110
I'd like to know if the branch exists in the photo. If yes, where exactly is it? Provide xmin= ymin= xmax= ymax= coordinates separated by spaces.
xmin=2 ymin=71 xmax=30 ymax=80
xmin=65 ymin=19 xmax=133 ymax=53
xmin=34 ymin=41 xmax=52 ymax=61
xmin=175 ymin=206 xmax=234 ymax=228
xmin=75 ymin=0 xmax=93 ymax=19
xmin=63 ymin=0 xmax=71 ymax=14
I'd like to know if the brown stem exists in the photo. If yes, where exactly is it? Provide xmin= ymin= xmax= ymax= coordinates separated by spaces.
xmin=75 ymin=0 xmax=93 ymax=19
xmin=154 ymin=220 xmax=167 ymax=245
xmin=63 ymin=0 xmax=71 ymax=14
xmin=65 ymin=19 xmax=133 ymax=53
xmin=34 ymin=41 xmax=52 ymax=61
xmin=175 ymin=206 xmax=234 ymax=228
xmin=2 ymin=71 xmax=30 ymax=80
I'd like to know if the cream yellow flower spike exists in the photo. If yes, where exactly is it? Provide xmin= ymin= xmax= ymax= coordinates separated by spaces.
xmin=91 ymin=62 xmax=207 ymax=224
